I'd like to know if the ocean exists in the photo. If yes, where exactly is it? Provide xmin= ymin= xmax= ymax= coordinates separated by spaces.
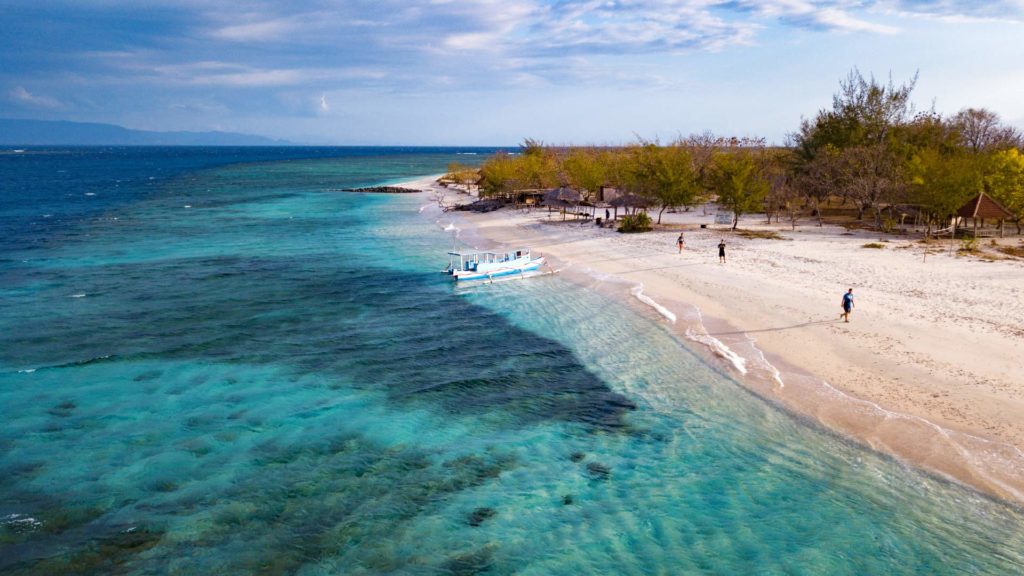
xmin=1 ymin=147 xmax=1022 ymax=575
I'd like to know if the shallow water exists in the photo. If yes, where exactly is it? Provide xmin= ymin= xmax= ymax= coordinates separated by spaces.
xmin=2 ymin=148 xmax=1023 ymax=574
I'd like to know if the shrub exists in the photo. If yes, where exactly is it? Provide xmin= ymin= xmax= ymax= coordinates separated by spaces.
xmin=617 ymin=212 xmax=652 ymax=233
xmin=862 ymin=242 xmax=886 ymax=249
xmin=959 ymin=237 xmax=979 ymax=253
xmin=736 ymin=229 xmax=782 ymax=240
xmin=881 ymin=216 xmax=898 ymax=233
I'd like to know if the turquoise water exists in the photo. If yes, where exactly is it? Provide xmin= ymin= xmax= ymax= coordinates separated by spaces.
xmin=2 ymin=148 xmax=1023 ymax=574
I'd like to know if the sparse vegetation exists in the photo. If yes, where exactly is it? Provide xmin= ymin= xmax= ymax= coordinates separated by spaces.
xmin=997 ymin=245 xmax=1024 ymax=258
xmin=617 ymin=212 xmax=652 ymax=233
xmin=862 ymin=242 xmax=886 ymax=249
xmin=959 ymin=237 xmax=979 ymax=253
xmin=736 ymin=229 xmax=783 ymax=240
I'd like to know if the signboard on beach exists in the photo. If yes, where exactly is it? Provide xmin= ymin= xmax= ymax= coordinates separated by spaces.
xmin=714 ymin=212 xmax=733 ymax=225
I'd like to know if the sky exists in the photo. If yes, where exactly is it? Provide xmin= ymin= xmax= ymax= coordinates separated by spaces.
xmin=2 ymin=0 xmax=1023 ymax=145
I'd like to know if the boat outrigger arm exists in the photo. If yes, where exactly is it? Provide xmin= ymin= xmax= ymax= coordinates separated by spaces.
xmin=445 ymin=248 xmax=546 ymax=281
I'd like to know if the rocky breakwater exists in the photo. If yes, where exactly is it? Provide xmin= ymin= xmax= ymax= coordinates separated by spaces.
xmin=330 ymin=186 xmax=423 ymax=193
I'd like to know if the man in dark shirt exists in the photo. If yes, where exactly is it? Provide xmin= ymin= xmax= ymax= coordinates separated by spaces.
xmin=840 ymin=288 xmax=854 ymax=322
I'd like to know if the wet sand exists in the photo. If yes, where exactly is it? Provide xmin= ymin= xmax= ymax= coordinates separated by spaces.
xmin=417 ymin=179 xmax=1024 ymax=505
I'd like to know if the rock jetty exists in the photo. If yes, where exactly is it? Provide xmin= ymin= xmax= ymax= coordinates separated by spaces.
xmin=331 ymin=186 xmax=422 ymax=194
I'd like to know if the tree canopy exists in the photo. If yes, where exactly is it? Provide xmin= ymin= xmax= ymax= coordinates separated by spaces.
xmin=472 ymin=69 xmax=1023 ymax=235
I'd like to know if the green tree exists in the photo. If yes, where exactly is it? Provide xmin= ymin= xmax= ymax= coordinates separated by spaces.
xmin=791 ymin=70 xmax=919 ymax=229
xmin=561 ymin=148 xmax=606 ymax=202
xmin=478 ymin=152 xmax=519 ymax=197
xmin=906 ymin=148 xmax=982 ymax=237
xmin=708 ymin=149 xmax=769 ymax=230
xmin=445 ymin=162 xmax=479 ymax=187
xmin=644 ymin=145 xmax=701 ymax=224
xmin=513 ymin=139 xmax=559 ymax=190
xmin=985 ymin=148 xmax=1024 ymax=233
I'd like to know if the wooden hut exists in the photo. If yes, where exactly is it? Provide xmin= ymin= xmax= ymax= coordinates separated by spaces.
xmin=514 ymin=188 xmax=547 ymax=207
xmin=542 ymin=187 xmax=586 ymax=220
xmin=956 ymin=192 xmax=1014 ymax=237
xmin=597 ymin=185 xmax=621 ymax=203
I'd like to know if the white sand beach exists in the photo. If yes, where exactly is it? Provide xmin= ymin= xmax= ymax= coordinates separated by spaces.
xmin=411 ymin=177 xmax=1024 ymax=505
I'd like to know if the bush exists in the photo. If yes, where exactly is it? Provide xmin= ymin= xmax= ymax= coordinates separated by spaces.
xmin=862 ymin=242 xmax=886 ymax=249
xmin=617 ymin=212 xmax=652 ymax=233
xmin=736 ymin=229 xmax=783 ymax=240
xmin=959 ymin=237 xmax=979 ymax=253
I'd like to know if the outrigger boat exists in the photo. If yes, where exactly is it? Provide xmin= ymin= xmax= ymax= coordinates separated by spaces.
xmin=445 ymin=248 xmax=546 ymax=281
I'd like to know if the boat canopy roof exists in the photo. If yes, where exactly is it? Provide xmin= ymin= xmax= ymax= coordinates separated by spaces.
xmin=447 ymin=248 xmax=531 ymax=257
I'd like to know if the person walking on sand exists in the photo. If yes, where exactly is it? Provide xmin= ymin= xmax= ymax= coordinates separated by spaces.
xmin=718 ymin=239 xmax=726 ymax=263
xmin=840 ymin=288 xmax=854 ymax=322
xmin=677 ymin=232 xmax=686 ymax=253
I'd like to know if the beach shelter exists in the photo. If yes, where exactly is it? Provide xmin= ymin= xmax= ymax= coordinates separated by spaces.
xmin=956 ymin=192 xmax=1014 ymax=237
xmin=609 ymin=194 xmax=654 ymax=217
xmin=542 ymin=187 xmax=583 ymax=220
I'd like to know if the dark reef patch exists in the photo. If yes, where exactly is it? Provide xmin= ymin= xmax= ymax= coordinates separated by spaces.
xmin=585 ymin=462 xmax=611 ymax=480
xmin=467 ymin=507 xmax=497 ymax=527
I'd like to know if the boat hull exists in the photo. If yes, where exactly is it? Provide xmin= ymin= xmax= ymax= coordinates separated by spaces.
xmin=453 ymin=258 xmax=545 ymax=281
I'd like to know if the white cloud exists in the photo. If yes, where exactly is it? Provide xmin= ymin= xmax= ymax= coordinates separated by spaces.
xmin=870 ymin=0 xmax=1024 ymax=22
xmin=8 ymin=86 xmax=63 ymax=109
xmin=213 ymin=19 xmax=296 ymax=41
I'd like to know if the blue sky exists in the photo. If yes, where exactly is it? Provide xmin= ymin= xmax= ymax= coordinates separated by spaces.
xmin=2 ymin=0 xmax=1023 ymax=145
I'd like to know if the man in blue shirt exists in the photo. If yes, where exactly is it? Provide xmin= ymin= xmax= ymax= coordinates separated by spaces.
xmin=840 ymin=288 xmax=854 ymax=323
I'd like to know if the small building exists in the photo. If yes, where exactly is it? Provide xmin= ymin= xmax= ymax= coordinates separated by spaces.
xmin=597 ymin=185 xmax=621 ymax=203
xmin=956 ymin=192 xmax=1014 ymax=237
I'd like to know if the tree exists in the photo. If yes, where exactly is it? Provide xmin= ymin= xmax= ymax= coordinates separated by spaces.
xmin=627 ymin=143 xmax=701 ymax=224
xmin=985 ymin=148 xmax=1024 ymax=233
xmin=478 ymin=152 xmax=519 ymax=197
xmin=953 ymin=108 xmax=1022 ymax=153
xmin=514 ymin=139 xmax=559 ymax=190
xmin=791 ymin=70 xmax=919 ymax=229
xmin=561 ymin=148 xmax=605 ymax=202
xmin=834 ymin=143 xmax=905 ymax=225
xmin=445 ymin=162 xmax=479 ymax=187
xmin=763 ymin=150 xmax=801 ymax=229
xmin=708 ymin=149 xmax=769 ymax=230
xmin=793 ymin=69 xmax=918 ymax=161
xmin=794 ymin=145 xmax=843 ymax=226
xmin=905 ymin=148 xmax=982 ymax=238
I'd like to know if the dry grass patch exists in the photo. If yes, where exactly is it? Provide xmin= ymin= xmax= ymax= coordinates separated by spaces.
xmin=997 ymin=245 xmax=1024 ymax=258
xmin=735 ymin=229 xmax=784 ymax=240
xmin=862 ymin=242 xmax=886 ymax=249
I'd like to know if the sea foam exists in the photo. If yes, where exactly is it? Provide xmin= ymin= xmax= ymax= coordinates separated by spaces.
xmin=629 ymin=284 xmax=676 ymax=324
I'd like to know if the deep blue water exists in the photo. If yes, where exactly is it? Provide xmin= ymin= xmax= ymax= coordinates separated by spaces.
xmin=1 ymin=147 xmax=1023 ymax=575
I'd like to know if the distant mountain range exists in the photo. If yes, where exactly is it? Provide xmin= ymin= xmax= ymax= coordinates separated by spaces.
xmin=0 ymin=118 xmax=289 ymax=146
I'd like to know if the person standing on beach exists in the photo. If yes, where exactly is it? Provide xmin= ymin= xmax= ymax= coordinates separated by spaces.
xmin=840 ymin=288 xmax=854 ymax=322
xmin=677 ymin=232 xmax=686 ymax=253
xmin=718 ymin=239 xmax=726 ymax=263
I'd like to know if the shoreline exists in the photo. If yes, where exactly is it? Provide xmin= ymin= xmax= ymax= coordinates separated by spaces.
xmin=407 ymin=175 xmax=1024 ymax=506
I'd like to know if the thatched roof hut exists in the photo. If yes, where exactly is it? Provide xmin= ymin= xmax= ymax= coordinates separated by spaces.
xmin=609 ymin=193 xmax=654 ymax=211
xmin=541 ymin=188 xmax=585 ymax=214
xmin=542 ymin=187 xmax=583 ymax=206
